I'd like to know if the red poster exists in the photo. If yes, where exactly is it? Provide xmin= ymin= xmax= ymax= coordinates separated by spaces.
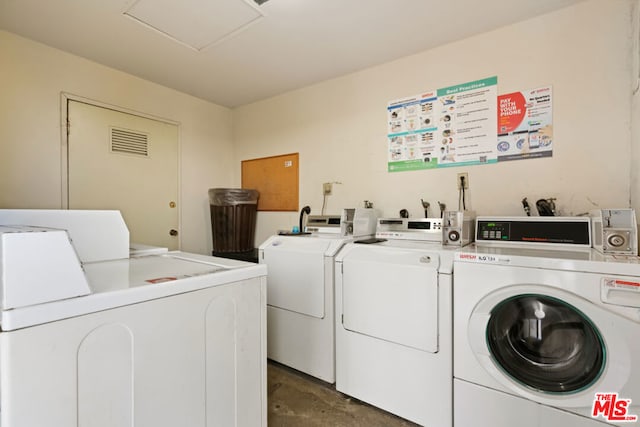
xmin=498 ymin=91 xmax=526 ymax=133
xmin=496 ymin=86 xmax=552 ymax=162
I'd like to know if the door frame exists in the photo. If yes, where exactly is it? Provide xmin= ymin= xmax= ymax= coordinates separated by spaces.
xmin=60 ymin=92 xmax=182 ymax=247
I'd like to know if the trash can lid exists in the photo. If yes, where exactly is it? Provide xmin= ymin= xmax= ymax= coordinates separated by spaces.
xmin=208 ymin=188 xmax=259 ymax=205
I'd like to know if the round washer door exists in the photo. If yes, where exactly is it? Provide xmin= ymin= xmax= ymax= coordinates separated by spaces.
xmin=486 ymin=294 xmax=606 ymax=394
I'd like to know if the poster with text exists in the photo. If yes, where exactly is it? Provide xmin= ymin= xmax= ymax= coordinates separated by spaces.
xmin=497 ymin=86 xmax=553 ymax=161
xmin=436 ymin=76 xmax=498 ymax=168
xmin=387 ymin=77 xmax=498 ymax=172
xmin=387 ymin=91 xmax=439 ymax=171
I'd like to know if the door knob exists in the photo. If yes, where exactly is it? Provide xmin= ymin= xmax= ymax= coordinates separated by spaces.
xmin=169 ymin=229 xmax=178 ymax=236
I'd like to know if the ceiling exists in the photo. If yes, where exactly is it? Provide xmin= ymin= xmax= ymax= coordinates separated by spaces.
xmin=0 ymin=0 xmax=585 ymax=108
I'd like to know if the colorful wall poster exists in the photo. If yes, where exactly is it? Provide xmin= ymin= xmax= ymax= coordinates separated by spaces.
xmin=436 ymin=76 xmax=498 ymax=168
xmin=387 ymin=91 xmax=439 ymax=171
xmin=387 ymin=77 xmax=498 ymax=172
xmin=497 ymin=86 xmax=553 ymax=161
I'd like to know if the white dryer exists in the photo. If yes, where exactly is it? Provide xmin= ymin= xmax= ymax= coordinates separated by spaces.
xmin=454 ymin=217 xmax=640 ymax=427
xmin=259 ymin=208 xmax=378 ymax=383
xmin=334 ymin=217 xmax=455 ymax=426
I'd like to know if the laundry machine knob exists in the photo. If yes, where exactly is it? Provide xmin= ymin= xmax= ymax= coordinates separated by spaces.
xmin=607 ymin=233 xmax=626 ymax=247
xmin=448 ymin=230 xmax=460 ymax=242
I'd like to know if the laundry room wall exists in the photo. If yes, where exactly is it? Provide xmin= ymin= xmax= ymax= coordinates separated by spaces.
xmin=0 ymin=30 xmax=233 ymax=254
xmin=233 ymin=0 xmax=636 ymax=246
xmin=631 ymin=0 xmax=640 ymax=214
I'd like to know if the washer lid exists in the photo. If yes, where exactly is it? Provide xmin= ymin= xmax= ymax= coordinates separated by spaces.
xmin=0 ymin=226 xmax=90 ymax=310
xmin=259 ymin=233 xmax=350 ymax=256
xmin=1 ymin=252 xmax=266 ymax=331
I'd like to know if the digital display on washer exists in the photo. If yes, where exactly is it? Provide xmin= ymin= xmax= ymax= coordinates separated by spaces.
xmin=477 ymin=220 xmax=590 ymax=245
xmin=308 ymin=217 xmax=340 ymax=225
xmin=407 ymin=220 xmax=442 ymax=230
xmin=408 ymin=221 xmax=431 ymax=230
xmin=379 ymin=219 xmax=403 ymax=225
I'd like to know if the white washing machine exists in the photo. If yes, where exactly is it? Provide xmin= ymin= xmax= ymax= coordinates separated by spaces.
xmin=454 ymin=217 xmax=640 ymax=427
xmin=258 ymin=208 xmax=378 ymax=383
xmin=334 ymin=217 xmax=456 ymax=426
xmin=0 ymin=209 xmax=268 ymax=427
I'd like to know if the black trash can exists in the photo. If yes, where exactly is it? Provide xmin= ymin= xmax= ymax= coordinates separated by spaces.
xmin=209 ymin=188 xmax=259 ymax=253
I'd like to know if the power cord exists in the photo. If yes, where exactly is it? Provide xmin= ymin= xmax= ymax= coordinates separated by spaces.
xmin=522 ymin=198 xmax=531 ymax=216
xmin=536 ymin=199 xmax=555 ymax=216
xmin=299 ymin=206 xmax=311 ymax=232
xmin=421 ymin=199 xmax=430 ymax=218
xmin=458 ymin=175 xmax=466 ymax=211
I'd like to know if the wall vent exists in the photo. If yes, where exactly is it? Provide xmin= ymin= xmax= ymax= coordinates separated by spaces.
xmin=110 ymin=127 xmax=149 ymax=157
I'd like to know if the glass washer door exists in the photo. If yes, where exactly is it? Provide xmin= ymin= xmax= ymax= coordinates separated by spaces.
xmin=486 ymin=294 xmax=606 ymax=394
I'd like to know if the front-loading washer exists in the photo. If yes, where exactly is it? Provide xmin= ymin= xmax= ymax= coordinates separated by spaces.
xmin=335 ymin=217 xmax=456 ymax=426
xmin=454 ymin=217 xmax=640 ymax=427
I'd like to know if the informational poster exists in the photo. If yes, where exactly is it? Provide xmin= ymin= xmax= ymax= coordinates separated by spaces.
xmin=437 ymin=76 xmax=498 ymax=167
xmin=387 ymin=90 xmax=439 ymax=170
xmin=497 ymin=86 xmax=553 ymax=161
xmin=387 ymin=77 xmax=498 ymax=172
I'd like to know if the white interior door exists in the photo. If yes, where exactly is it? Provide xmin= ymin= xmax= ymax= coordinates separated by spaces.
xmin=68 ymin=100 xmax=179 ymax=250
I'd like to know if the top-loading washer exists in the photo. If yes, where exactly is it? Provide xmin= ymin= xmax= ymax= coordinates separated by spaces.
xmin=454 ymin=216 xmax=640 ymax=427
xmin=258 ymin=208 xmax=378 ymax=383
xmin=0 ymin=209 xmax=268 ymax=427
xmin=335 ymin=217 xmax=458 ymax=426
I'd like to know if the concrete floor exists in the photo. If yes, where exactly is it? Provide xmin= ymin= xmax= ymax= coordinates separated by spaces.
xmin=267 ymin=361 xmax=419 ymax=427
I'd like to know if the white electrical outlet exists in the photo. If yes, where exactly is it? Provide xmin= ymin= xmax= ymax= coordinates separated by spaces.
xmin=323 ymin=182 xmax=332 ymax=195
xmin=457 ymin=173 xmax=469 ymax=189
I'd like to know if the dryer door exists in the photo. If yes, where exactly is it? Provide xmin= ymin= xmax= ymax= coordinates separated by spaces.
xmin=341 ymin=245 xmax=440 ymax=353
xmin=262 ymin=237 xmax=331 ymax=318
xmin=484 ymin=294 xmax=605 ymax=394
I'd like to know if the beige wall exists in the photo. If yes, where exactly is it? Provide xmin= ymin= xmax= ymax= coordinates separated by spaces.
xmin=0 ymin=30 xmax=233 ymax=254
xmin=1 ymin=0 xmax=637 ymax=253
xmin=234 ymin=0 xmax=637 ymax=245
xmin=631 ymin=0 xmax=640 ymax=213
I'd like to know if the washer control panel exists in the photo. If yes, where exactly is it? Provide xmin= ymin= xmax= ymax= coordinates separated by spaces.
xmin=442 ymin=211 xmax=475 ymax=247
xmin=376 ymin=218 xmax=442 ymax=242
xmin=476 ymin=217 xmax=591 ymax=247
xmin=478 ymin=222 xmax=509 ymax=241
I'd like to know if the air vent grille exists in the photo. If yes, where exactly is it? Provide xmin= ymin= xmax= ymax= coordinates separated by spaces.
xmin=110 ymin=127 xmax=149 ymax=157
